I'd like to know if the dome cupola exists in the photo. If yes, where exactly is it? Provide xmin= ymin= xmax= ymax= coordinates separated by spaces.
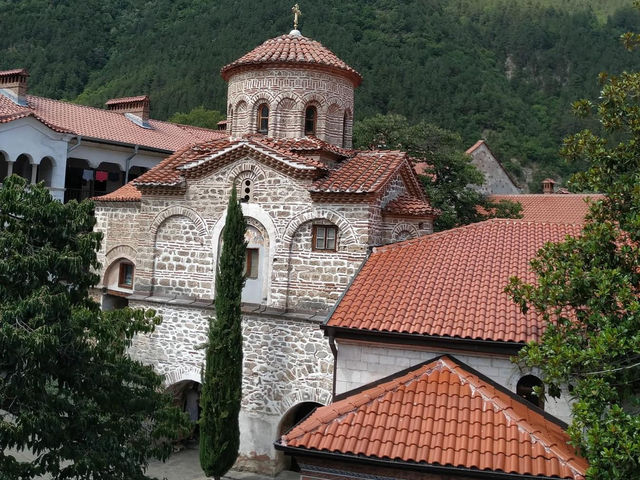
xmin=222 ymin=9 xmax=360 ymax=148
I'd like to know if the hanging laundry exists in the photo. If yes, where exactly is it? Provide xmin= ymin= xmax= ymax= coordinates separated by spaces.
xmin=108 ymin=171 xmax=120 ymax=182
xmin=82 ymin=169 xmax=93 ymax=181
xmin=95 ymin=170 xmax=108 ymax=182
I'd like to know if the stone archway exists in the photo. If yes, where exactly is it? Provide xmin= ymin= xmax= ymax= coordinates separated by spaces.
xmin=275 ymin=401 xmax=323 ymax=471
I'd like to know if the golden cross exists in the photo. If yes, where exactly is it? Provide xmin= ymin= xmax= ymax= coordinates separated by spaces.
xmin=292 ymin=3 xmax=302 ymax=30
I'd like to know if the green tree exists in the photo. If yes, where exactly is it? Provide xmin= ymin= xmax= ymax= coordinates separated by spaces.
xmin=199 ymin=185 xmax=246 ymax=480
xmin=353 ymin=113 xmax=521 ymax=231
xmin=168 ymin=106 xmax=225 ymax=130
xmin=506 ymin=39 xmax=640 ymax=478
xmin=0 ymin=176 xmax=188 ymax=480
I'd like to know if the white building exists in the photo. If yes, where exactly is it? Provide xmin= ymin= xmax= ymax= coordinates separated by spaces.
xmin=0 ymin=69 xmax=224 ymax=202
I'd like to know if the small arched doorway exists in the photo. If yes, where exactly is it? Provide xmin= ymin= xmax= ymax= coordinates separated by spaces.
xmin=166 ymin=380 xmax=202 ymax=445
xmin=276 ymin=402 xmax=322 ymax=471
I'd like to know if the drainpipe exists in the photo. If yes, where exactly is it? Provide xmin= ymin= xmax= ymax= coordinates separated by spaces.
xmin=329 ymin=335 xmax=338 ymax=401
xmin=124 ymin=145 xmax=139 ymax=183
xmin=67 ymin=135 xmax=82 ymax=153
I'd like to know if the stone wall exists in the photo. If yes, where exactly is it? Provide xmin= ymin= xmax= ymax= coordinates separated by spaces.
xmin=127 ymin=298 xmax=332 ymax=473
xmin=469 ymin=143 xmax=520 ymax=195
xmin=227 ymin=67 xmax=355 ymax=147
xmin=335 ymin=341 xmax=572 ymax=422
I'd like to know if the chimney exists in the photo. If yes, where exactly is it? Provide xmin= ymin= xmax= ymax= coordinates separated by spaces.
xmin=0 ymin=68 xmax=29 ymax=106
xmin=542 ymin=178 xmax=556 ymax=194
xmin=106 ymin=95 xmax=150 ymax=125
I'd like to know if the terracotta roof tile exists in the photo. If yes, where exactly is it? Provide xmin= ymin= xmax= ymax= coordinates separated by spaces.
xmin=383 ymin=194 xmax=439 ymax=217
xmin=0 ymin=94 xmax=226 ymax=151
xmin=131 ymin=136 xmax=325 ymax=188
xmin=266 ymin=136 xmax=353 ymax=157
xmin=221 ymin=34 xmax=362 ymax=86
xmin=326 ymin=219 xmax=584 ymax=343
xmin=281 ymin=355 xmax=586 ymax=479
xmin=490 ymin=194 xmax=601 ymax=224
xmin=310 ymin=150 xmax=409 ymax=194
xmin=105 ymin=95 xmax=149 ymax=105
xmin=94 ymin=182 xmax=141 ymax=202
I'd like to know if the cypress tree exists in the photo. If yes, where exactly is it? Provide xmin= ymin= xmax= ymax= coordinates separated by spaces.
xmin=199 ymin=184 xmax=247 ymax=479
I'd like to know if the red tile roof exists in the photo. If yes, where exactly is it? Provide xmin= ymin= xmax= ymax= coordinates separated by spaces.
xmin=465 ymin=139 xmax=486 ymax=155
xmin=383 ymin=194 xmax=439 ymax=217
xmin=105 ymin=95 xmax=149 ymax=106
xmin=0 ymin=93 xmax=226 ymax=151
xmin=130 ymin=137 xmax=326 ymax=189
xmin=280 ymin=355 xmax=586 ymax=479
xmin=221 ymin=34 xmax=362 ymax=86
xmin=95 ymin=137 xmax=435 ymax=216
xmin=94 ymin=182 xmax=141 ymax=202
xmin=490 ymin=194 xmax=600 ymax=224
xmin=325 ymin=219 xmax=584 ymax=343
xmin=310 ymin=150 xmax=423 ymax=198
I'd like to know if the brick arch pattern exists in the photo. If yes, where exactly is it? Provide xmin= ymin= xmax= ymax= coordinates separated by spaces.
xmin=392 ymin=223 xmax=419 ymax=242
xmin=164 ymin=366 xmax=202 ymax=387
xmin=282 ymin=208 xmax=357 ymax=251
xmin=150 ymin=206 xmax=208 ymax=244
xmin=273 ymin=95 xmax=302 ymax=138
xmin=233 ymin=96 xmax=250 ymax=137
xmin=227 ymin=161 xmax=267 ymax=184
xmin=278 ymin=388 xmax=331 ymax=417
xmin=250 ymin=94 xmax=275 ymax=136
xmin=326 ymin=103 xmax=344 ymax=146
xmin=102 ymin=244 xmax=137 ymax=285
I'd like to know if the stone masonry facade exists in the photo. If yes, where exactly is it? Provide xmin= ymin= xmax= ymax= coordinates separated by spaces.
xmin=227 ymin=68 xmax=354 ymax=147
xmin=94 ymin=150 xmax=432 ymax=473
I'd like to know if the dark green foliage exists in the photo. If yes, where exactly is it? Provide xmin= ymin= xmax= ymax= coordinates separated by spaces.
xmin=4 ymin=1 xmax=640 ymax=185
xmin=168 ymin=106 xmax=225 ymax=129
xmin=354 ymin=114 xmax=521 ymax=231
xmin=199 ymin=185 xmax=246 ymax=479
xmin=506 ymin=37 xmax=640 ymax=478
xmin=0 ymin=176 xmax=189 ymax=480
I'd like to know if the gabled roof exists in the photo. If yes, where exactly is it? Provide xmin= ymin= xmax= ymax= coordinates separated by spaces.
xmin=96 ymin=139 xmax=436 ymax=218
xmin=0 ymin=94 xmax=225 ymax=151
xmin=221 ymin=33 xmax=362 ymax=86
xmin=491 ymin=194 xmax=601 ymax=224
xmin=131 ymin=137 xmax=326 ymax=190
xmin=466 ymin=139 xmax=520 ymax=189
xmin=325 ymin=219 xmax=584 ymax=344
xmin=309 ymin=150 xmax=426 ymax=202
xmin=278 ymin=355 xmax=586 ymax=480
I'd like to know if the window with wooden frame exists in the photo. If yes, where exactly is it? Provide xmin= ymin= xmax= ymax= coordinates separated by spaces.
xmin=257 ymin=103 xmax=269 ymax=134
xmin=244 ymin=248 xmax=259 ymax=279
xmin=312 ymin=225 xmax=337 ymax=251
xmin=118 ymin=262 xmax=134 ymax=288
xmin=304 ymin=106 xmax=317 ymax=135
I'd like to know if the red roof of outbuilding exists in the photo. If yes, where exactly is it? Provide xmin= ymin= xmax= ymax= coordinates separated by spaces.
xmin=383 ymin=194 xmax=439 ymax=217
xmin=280 ymin=355 xmax=586 ymax=479
xmin=221 ymin=33 xmax=362 ymax=86
xmin=326 ymin=219 xmax=584 ymax=343
xmin=490 ymin=194 xmax=601 ymax=224
xmin=0 ymin=93 xmax=225 ymax=151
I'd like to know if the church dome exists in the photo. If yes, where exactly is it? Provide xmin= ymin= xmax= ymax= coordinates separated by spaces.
xmin=221 ymin=34 xmax=362 ymax=87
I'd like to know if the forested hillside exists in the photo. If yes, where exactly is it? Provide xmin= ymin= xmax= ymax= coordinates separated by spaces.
xmin=2 ymin=0 xmax=640 ymax=190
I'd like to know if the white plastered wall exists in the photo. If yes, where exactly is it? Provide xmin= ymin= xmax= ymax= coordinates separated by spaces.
xmin=335 ymin=340 xmax=572 ymax=423
xmin=0 ymin=117 xmax=68 ymax=200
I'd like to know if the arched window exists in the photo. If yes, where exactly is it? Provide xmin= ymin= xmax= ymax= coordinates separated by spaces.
xmin=257 ymin=103 xmax=269 ymax=134
xmin=517 ymin=375 xmax=544 ymax=409
xmin=342 ymin=112 xmax=349 ymax=147
xmin=304 ymin=106 xmax=317 ymax=136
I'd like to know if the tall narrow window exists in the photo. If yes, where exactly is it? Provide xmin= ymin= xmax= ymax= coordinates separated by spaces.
xmin=118 ymin=262 xmax=134 ymax=288
xmin=312 ymin=225 xmax=337 ymax=251
xmin=304 ymin=106 xmax=317 ymax=136
xmin=342 ymin=112 xmax=349 ymax=147
xmin=245 ymin=248 xmax=259 ymax=279
xmin=257 ymin=103 xmax=269 ymax=134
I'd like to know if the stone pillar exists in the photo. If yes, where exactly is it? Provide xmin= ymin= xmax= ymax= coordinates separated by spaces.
xmin=6 ymin=160 xmax=13 ymax=177
xmin=30 ymin=162 xmax=38 ymax=184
